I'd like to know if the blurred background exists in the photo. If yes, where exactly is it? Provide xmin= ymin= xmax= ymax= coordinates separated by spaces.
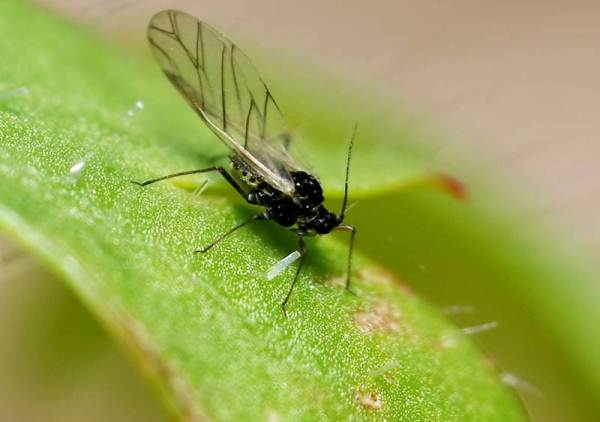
xmin=45 ymin=0 xmax=600 ymax=250
xmin=2 ymin=0 xmax=599 ymax=421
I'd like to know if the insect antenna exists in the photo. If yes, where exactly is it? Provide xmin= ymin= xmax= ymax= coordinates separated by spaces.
xmin=338 ymin=124 xmax=357 ymax=222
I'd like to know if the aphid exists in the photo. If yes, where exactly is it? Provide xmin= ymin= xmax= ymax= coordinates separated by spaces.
xmin=135 ymin=10 xmax=356 ymax=314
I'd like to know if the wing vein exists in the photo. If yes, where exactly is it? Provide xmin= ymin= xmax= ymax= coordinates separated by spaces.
xmin=147 ymin=10 xmax=301 ymax=194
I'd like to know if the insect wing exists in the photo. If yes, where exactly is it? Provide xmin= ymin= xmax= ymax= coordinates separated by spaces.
xmin=147 ymin=10 xmax=297 ymax=194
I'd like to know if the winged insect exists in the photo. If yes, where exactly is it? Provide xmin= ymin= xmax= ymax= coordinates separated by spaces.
xmin=135 ymin=10 xmax=356 ymax=314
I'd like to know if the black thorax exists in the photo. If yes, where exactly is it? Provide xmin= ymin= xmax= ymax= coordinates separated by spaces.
xmin=244 ymin=171 xmax=338 ymax=234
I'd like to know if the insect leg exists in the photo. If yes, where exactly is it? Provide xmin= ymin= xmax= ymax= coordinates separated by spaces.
xmin=132 ymin=166 xmax=247 ymax=198
xmin=195 ymin=213 xmax=268 ymax=253
xmin=280 ymin=236 xmax=307 ymax=317
xmin=335 ymin=225 xmax=356 ymax=292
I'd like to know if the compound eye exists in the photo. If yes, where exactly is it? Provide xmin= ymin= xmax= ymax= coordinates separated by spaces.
xmin=315 ymin=213 xmax=338 ymax=234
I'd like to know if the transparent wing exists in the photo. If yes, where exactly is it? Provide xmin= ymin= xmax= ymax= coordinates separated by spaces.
xmin=147 ymin=9 xmax=298 ymax=194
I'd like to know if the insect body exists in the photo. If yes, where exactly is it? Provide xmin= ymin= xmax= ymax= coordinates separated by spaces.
xmin=136 ymin=10 xmax=356 ymax=314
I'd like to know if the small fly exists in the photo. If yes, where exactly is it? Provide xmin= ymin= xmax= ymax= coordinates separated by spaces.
xmin=135 ymin=10 xmax=356 ymax=314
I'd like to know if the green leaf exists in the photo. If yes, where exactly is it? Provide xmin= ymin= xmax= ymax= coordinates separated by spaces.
xmin=354 ymin=190 xmax=600 ymax=422
xmin=0 ymin=1 xmax=525 ymax=420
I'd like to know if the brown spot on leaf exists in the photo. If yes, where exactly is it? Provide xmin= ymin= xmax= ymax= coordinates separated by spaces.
xmin=356 ymin=268 xmax=388 ymax=286
xmin=326 ymin=274 xmax=346 ymax=288
xmin=357 ymin=268 xmax=415 ymax=296
xmin=354 ymin=389 xmax=382 ymax=410
xmin=353 ymin=301 xmax=400 ymax=334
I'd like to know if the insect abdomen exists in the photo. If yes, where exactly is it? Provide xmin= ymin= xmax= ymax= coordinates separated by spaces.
xmin=231 ymin=157 xmax=262 ymax=187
